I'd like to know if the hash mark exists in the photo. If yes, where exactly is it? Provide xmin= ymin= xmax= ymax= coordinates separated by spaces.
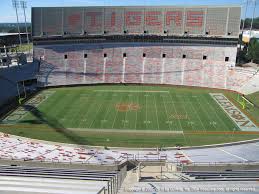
xmin=210 ymin=121 xmax=217 ymax=126
xmin=122 ymin=120 xmax=129 ymax=123
xmin=188 ymin=121 xmax=195 ymax=126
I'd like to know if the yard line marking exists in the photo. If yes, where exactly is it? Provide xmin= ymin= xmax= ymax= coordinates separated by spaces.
xmin=95 ymin=90 xmax=169 ymax=93
xmin=112 ymin=94 xmax=124 ymax=129
xmin=145 ymin=93 xmax=148 ymax=129
xmin=100 ymin=93 xmax=114 ymax=128
xmin=154 ymin=95 xmax=160 ymax=131
xmin=134 ymin=93 xmax=139 ymax=130
xmin=171 ymin=93 xmax=189 ymax=144
xmin=123 ymin=94 xmax=130 ymax=129
xmin=174 ymin=94 xmax=193 ymax=131
xmin=201 ymin=94 xmax=229 ymax=132
xmin=88 ymin=93 xmax=107 ymax=129
xmin=161 ymin=94 xmax=172 ymax=131
xmin=218 ymin=148 xmax=248 ymax=162
xmin=185 ymin=95 xmax=206 ymax=132
xmin=194 ymin=94 xmax=217 ymax=131
xmin=55 ymin=92 xmax=80 ymax=127
xmin=70 ymin=91 xmax=89 ymax=127
xmin=78 ymin=92 xmax=98 ymax=128
xmin=169 ymin=93 xmax=184 ymax=131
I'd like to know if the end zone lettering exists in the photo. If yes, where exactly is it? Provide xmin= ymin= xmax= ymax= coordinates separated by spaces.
xmin=210 ymin=93 xmax=258 ymax=131
xmin=2 ymin=91 xmax=55 ymax=123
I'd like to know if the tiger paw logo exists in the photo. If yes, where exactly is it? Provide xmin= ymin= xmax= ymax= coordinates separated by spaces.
xmin=115 ymin=103 xmax=140 ymax=112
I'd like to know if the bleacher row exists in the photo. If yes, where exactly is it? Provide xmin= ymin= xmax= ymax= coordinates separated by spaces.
xmin=1 ymin=133 xmax=259 ymax=165
xmin=0 ymin=165 xmax=117 ymax=180
xmin=183 ymin=170 xmax=259 ymax=181
xmin=35 ymin=44 xmax=257 ymax=91
xmin=0 ymin=165 xmax=122 ymax=194
xmin=0 ymin=133 xmax=168 ymax=165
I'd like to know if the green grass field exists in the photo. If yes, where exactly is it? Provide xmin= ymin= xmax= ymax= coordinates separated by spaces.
xmin=1 ymin=85 xmax=259 ymax=147
xmin=246 ymin=91 xmax=259 ymax=122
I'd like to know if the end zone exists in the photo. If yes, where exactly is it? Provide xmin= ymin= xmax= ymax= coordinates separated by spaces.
xmin=210 ymin=93 xmax=258 ymax=131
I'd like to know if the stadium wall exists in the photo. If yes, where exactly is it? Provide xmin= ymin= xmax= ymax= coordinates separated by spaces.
xmin=32 ymin=6 xmax=241 ymax=38
xmin=34 ymin=42 xmax=253 ymax=91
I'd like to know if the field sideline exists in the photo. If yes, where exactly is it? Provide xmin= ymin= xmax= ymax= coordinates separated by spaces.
xmin=1 ymin=85 xmax=258 ymax=147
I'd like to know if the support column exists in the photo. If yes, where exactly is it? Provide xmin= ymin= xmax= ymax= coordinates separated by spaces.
xmin=202 ymin=59 xmax=206 ymax=87
xmin=161 ymin=57 xmax=165 ymax=84
xmin=142 ymin=57 xmax=146 ymax=83
xmin=122 ymin=57 xmax=126 ymax=83
xmin=64 ymin=58 xmax=68 ymax=84
xmin=83 ymin=58 xmax=87 ymax=83
xmin=103 ymin=57 xmax=107 ymax=83
xmin=181 ymin=59 xmax=186 ymax=85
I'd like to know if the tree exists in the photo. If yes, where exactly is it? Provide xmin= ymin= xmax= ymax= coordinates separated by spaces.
xmin=247 ymin=38 xmax=259 ymax=63
xmin=241 ymin=17 xmax=259 ymax=30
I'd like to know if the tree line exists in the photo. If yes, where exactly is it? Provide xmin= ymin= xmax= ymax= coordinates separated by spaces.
xmin=0 ymin=23 xmax=31 ymax=33
xmin=241 ymin=17 xmax=259 ymax=29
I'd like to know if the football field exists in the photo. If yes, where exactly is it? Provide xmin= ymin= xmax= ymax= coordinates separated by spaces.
xmin=1 ymin=85 xmax=258 ymax=147
xmin=12 ymin=86 xmax=237 ymax=131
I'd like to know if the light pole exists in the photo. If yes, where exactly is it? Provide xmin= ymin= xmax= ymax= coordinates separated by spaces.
xmin=20 ymin=0 xmax=30 ymax=45
xmin=239 ymin=0 xmax=249 ymax=51
xmin=249 ymin=0 xmax=257 ymax=38
xmin=241 ymin=0 xmax=249 ymax=33
xmin=12 ymin=0 xmax=22 ymax=45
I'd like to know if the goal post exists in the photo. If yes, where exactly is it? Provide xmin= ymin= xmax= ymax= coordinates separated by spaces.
xmin=16 ymin=81 xmax=27 ymax=105
xmin=237 ymin=94 xmax=254 ymax=110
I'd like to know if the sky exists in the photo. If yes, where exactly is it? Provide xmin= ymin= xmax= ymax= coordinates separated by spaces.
xmin=0 ymin=0 xmax=258 ymax=23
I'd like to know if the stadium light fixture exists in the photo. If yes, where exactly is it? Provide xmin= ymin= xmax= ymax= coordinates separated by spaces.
xmin=20 ymin=0 xmax=30 ymax=45
xmin=12 ymin=0 xmax=22 ymax=45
